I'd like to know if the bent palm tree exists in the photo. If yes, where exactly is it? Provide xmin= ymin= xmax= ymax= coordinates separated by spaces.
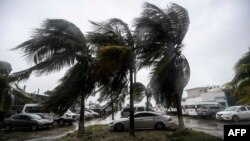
xmin=135 ymin=2 xmax=190 ymax=131
xmin=87 ymin=19 xmax=136 ymax=136
xmin=12 ymin=19 xmax=94 ymax=138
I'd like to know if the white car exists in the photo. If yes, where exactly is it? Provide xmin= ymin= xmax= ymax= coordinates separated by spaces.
xmin=120 ymin=106 xmax=154 ymax=117
xmin=216 ymin=106 xmax=250 ymax=121
xmin=22 ymin=104 xmax=77 ymax=126
xmin=109 ymin=111 xmax=172 ymax=131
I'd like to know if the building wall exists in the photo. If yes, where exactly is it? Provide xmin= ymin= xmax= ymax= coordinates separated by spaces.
xmin=185 ymin=86 xmax=228 ymax=106
xmin=186 ymin=87 xmax=207 ymax=98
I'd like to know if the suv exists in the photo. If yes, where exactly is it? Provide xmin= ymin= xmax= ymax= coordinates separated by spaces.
xmin=121 ymin=106 xmax=154 ymax=117
xmin=197 ymin=105 xmax=225 ymax=119
xmin=216 ymin=105 xmax=250 ymax=122
xmin=22 ymin=104 xmax=77 ymax=126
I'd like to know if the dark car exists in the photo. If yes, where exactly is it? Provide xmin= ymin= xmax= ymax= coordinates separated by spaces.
xmin=3 ymin=113 xmax=53 ymax=131
xmin=197 ymin=105 xmax=225 ymax=119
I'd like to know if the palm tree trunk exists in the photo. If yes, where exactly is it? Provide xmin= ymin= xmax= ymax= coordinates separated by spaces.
xmin=77 ymin=95 xmax=85 ymax=138
xmin=176 ymin=92 xmax=185 ymax=132
xmin=129 ymin=69 xmax=135 ymax=136
xmin=146 ymin=95 xmax=149 ymax=111
xmin=111 ymin=92 xmax=114 ymax=120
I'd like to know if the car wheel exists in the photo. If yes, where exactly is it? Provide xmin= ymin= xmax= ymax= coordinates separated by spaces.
xmin=155 ymin=122 xmax=165 ymax=130
xmin=210 ymin=113 xmax=216 ymax=120
xmin=58 ymin=119 xmax=65 ymax=126
xmin=5 ymin=124 xmax=12 ymax=131
xmin=30 ymin=125 xmax=38 ymax=131
xmin=114 ymin=123 xmax=124 ymax=132
xmin=232 ymin=115 xmax=239 ymax=122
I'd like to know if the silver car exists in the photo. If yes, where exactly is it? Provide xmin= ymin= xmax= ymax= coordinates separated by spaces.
xmin=109 ymin=111 xmax=172 ymax=131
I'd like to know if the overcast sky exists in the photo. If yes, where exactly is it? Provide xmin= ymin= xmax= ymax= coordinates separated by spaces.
xmin=0 ymin=0 xmax=250 ymax=101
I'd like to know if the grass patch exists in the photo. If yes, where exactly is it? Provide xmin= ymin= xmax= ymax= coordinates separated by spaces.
xmin=59 ymin=124 xmax=223 ymax=141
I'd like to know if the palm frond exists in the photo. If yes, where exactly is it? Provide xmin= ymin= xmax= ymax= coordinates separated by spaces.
xmin=232 ymin=51 xmax=250 ymax=84
xmin=149 ymin=54 xmax=190 ymax=107
xmin=43 ymin=62 xmax=95 ymax=115
xmin=134 ymin=2 xmax=189 ymax=69
xmin=133 ymin=82 xmax=146 ymax=103
xmin=88 ymin=18 xmax=133 ymax=48
xmin=12 ymin=19 xmax=87 ymax=76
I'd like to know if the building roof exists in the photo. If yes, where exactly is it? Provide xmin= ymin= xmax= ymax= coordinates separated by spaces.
xmin=185 ymin=87 xmax=207 ymax=91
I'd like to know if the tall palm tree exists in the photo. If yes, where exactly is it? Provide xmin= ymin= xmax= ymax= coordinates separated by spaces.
xmin=94 ymin=45 xmax=133 ymax=120
xmin=134 ymin=2 xmax=190 ymax=131
xmin=12 ymin=19 xmax=94 ymax=138
xmin=224 ymin=50 xmax=250 ymax=104
xmin=87 ymin=19 xmax=136 ymax=136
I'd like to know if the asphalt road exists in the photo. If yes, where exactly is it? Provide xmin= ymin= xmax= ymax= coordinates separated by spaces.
xmin=172 ymin=116 xmax=250 ymax=139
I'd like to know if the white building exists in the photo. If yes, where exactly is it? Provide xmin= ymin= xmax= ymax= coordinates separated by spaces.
xmin=185 ymin=85 xmax=228 ymax=106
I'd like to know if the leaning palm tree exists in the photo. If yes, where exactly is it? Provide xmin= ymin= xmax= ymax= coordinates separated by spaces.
xmin=87 ymin=19 xmax=136 ymax=136
xmin=94 ymin=46 xmax=133 ymax=120
xmin=134 ymin=2 xmax=190 ymax=131
xmin=12 ymin=19 xmax=94 ymax=138
xmin=224 ymin=50 xmax=250 ymax=104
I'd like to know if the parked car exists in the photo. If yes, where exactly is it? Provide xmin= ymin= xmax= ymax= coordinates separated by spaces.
xmin=85 ymin=109 xmax=100 ymax=117
xmin=197 ymin=105 xmax=225 ymax=119
xmin=109 ymin=111 xmax=172 ymax=131
xmin=216 ymin=106 xmax=250 ymax=122
xmin=3 ymin=113 xmax=53 ymax=131
xmin=183 ymin=102 xmax=222 ymax=117
xmin=22 ymin=104 xmax=77 ymax=126
xmin=121 ymin=106 xmax=154 ymax=117
xmin=75 ymin=109 xmax=94 ymax=119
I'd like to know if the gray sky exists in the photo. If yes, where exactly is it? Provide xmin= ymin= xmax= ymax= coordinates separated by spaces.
xmin=0 ymin=0 xmax=250 ymax=100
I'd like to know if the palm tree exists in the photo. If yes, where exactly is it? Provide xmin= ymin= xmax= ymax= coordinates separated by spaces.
xmin=94 ymin=45 xmax=133 ymax=120
xmin=12 ymin=19 xmax=94 ymax=138
xmin=224 ymin=50 xmax=250 ymax=104
xmin=134 ymin=2 xmax=190 ymax=131
xmin=87 ymin=19 xmax=136 ymax=136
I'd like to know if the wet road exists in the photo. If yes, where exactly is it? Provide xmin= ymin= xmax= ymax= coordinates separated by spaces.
xmin=172 ymin=116 xmax=250 ymax=139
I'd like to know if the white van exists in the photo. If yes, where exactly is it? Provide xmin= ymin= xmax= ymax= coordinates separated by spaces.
xmin=184 ymin=102 xmax=221 ymax=116
xmin=22 ymin=104 xmax=77 ymax=126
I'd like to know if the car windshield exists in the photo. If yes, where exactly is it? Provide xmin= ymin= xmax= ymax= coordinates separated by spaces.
xmin=29 ymin=114 xmax=42 ymax=120
xmin=224 ymin=106 xmax=238 ymax=111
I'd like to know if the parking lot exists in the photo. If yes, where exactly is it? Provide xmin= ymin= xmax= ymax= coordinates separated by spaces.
xmin=1 ymin=111 xmax=250 ymax=140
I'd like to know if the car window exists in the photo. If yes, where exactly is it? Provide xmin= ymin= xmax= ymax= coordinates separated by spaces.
xmin=148 ymin=107 xmax=154 ymax=111
xmin=25 ymin=106 xmax=42 ymax=113
xmin=134 ymin=113 xmax=156 ymax=118
xmin=209 ymin=106 xmax=220 ymax=110
xmin=134 ymin=113 xmax=144 ymax=118
xmin=247 ymin=106 xmax=250 ymax=110
xmin=29 ymin=114 xmax=42 ymax=120
xmin=20 ymin=115 xmax=31 ymax=120
xmin=238 ymin=107 xmax=247 ymax=111
xmin=188 ymin=105 xmax=195 ymax=109
xmin=123 ymin=108 xmax=130 ymax=112
xmin=196 ymin=105 xmax=201 ymax=108
xmin=137 ymin=107 xmax=144 ymax=111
